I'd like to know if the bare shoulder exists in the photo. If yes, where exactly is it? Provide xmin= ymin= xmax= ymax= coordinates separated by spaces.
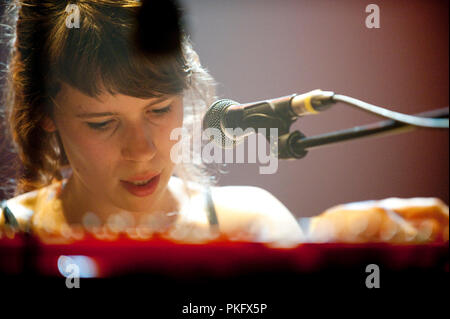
xmin=168 ymin=177 xmax=305 ymax=245
xmin=210 ymin=185 xmax=305 ymax=245
xmin=0 ymin=205 xmax=4 ymax=229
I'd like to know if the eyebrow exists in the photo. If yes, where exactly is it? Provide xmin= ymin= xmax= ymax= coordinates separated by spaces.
xmin=75 ymin=97 xmax=173 ymax=119
xmin=76 ymin=111 xmax=119 ymax=119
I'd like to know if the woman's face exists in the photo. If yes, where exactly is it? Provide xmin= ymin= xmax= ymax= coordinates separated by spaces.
xmin=49 ymin=83 xmax=184 ymax=214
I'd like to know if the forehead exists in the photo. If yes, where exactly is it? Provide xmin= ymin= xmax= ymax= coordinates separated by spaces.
xmin=55 ymin=83 xmax=177 ymax=113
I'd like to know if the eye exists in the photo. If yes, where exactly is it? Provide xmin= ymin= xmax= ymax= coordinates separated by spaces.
xmin=150 ymin=105 xmax=172 ymax=116
xmin=87 ymin=120 xmax=115 ymax=131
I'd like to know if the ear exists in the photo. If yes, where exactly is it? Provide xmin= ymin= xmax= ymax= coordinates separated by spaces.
xmin=41 ymin=116 xmax=57 ymax=132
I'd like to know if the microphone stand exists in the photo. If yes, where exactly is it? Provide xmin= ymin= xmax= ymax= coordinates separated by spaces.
xmin=277 ymin=107 xmax=449 ymax=159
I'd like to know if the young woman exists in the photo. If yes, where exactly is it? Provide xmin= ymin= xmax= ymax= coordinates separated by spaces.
xmin=0 ymin=0 xmax=304 ymax=245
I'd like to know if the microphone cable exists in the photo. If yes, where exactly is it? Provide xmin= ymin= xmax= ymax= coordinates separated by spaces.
xmin=329 ymin=93 xmax=449 ymax=129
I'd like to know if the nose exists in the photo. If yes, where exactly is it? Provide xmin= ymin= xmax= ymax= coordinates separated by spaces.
xmin=121 ymin=122 xmax=157 ymax=162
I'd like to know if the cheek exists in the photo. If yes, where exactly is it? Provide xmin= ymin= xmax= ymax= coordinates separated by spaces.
xmin=155 ymin=108 xmax=184 ymax=157
xmin=57 ymin=123 xmax=116 ymax=179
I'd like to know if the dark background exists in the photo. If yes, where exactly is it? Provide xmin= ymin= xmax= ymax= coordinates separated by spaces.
xmin=1 ymin=0 xmax=448 ymax=218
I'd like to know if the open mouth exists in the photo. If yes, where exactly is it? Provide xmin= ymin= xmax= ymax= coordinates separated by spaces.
xmin=129 ymin=178 xmax=153 ymax=186
xmin=120 ymin=174 xmax=161 ymax=197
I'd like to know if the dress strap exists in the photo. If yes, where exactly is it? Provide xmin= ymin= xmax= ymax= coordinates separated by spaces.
xmin=204 ymin=186 xmax=220 ymax=234
xmin=1 ymin=199 xmax=20 ymax=231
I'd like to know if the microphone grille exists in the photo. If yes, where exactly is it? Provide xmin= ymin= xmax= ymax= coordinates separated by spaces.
xmin=203 ymin=99 xmax=238 ymax=149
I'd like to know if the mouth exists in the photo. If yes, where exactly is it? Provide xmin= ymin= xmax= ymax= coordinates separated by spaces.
xmin=120 ymin=174 xmax=161 ymax=197
xmin=123 ymin=171 xmax=160 ymax=183
xmin=127 ymin=177 xmax=154 ymax=186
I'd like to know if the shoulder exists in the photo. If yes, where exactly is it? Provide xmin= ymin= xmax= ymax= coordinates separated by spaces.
xmin=209 ymin=185 xmax=305 ymax=246
xmin=1 ymin=190 xmax=39 ymax=231
xmin=0 ymin=180 xmax=66 ymax=232
xmin=169 ymin=177 xmax=305 ymax=245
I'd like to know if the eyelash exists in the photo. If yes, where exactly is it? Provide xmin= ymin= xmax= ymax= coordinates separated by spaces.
xmin=87 ymin=105 xmax=173 ymax=131
xmin=151 ymin=105 xmax=172 ymax=115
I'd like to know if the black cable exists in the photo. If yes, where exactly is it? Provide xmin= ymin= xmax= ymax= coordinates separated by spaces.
xmin=292 ymin=107 xmax=448 ymax=152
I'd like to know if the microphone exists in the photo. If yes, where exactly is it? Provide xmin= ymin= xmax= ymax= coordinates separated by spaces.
xmin=202 ymin=89 xmax=335 ymax=148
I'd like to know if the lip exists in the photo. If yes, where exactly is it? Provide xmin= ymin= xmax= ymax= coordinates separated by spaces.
xmin=120 ymin=174 xmax=161 ymax=197
xmin=123 ymin=172 xmax=160 ymax=182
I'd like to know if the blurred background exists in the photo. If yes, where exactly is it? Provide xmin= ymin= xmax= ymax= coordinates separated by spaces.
xmin=180 ymin=0 xmax=449 ymax=217
xmin=1 ymin=0 xmax=448 ymax=218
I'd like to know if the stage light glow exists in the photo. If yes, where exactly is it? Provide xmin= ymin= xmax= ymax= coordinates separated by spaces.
xmin=82 ymin=211 xmax=101 ymax=229
xmin=57 ymin=255 xmax=99 ymax=278
xmin=107 ymin=211 xmax=135 ymax=234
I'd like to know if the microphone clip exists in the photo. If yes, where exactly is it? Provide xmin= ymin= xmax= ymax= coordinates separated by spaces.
xmin=277 ymin=130 xmax=309 ymax=159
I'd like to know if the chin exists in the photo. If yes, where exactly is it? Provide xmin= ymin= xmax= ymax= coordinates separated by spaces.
xmin=118 ymin=191 xmax=163 ymax=213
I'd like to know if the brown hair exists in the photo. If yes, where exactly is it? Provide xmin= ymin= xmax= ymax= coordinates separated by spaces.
xmin=1 ymin=0 xmax=216 ymax=196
